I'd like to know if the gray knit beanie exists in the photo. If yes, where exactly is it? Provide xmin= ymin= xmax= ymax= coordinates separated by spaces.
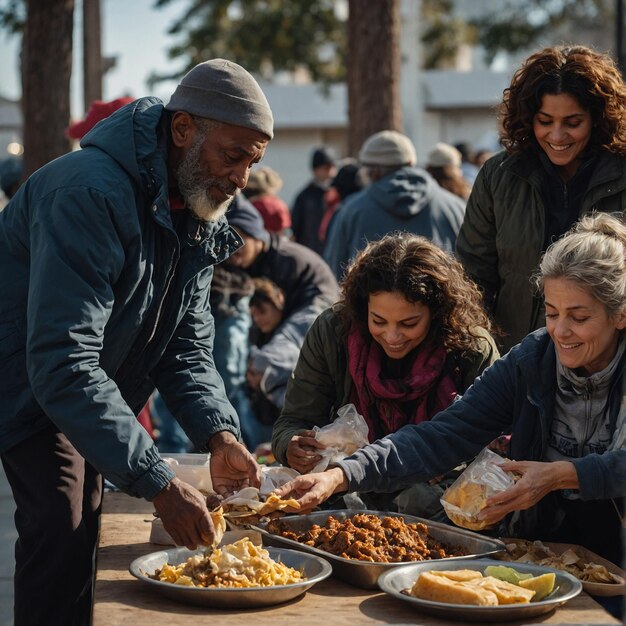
xmin=165 ymin=59 xmax=274 ymax=139
xmin=358 ymin=130 xmax=416 ymax=167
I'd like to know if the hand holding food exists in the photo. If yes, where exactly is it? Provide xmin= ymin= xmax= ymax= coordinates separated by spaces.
xmin=286 ymin=430 xmax=326 ymax=473
xmin=274 ymin=467 xmax=348 ymax=513
xmin=209 ymin=431 xmax=262 ymax=496
xmin=219 ymin=487 xmax=301 ymax=525
xmin=152 ymin=477 xmax=217 ymax=549
xmin=478 ymin=460 xmax=579 ymax=523
xmin=440 ymin=448 xmax=516 ymax=530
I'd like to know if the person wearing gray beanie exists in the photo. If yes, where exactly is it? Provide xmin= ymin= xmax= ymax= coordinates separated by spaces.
xmin=0 ymin=56 xmax=272 ymax=625
xmin=324 ymin=128 xmax=466 ymax=280
xmin=166 ymin=58 xmax=274 ymax=139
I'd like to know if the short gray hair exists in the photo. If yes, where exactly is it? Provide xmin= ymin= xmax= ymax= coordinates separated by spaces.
xmin=533 ymin=212 xmax=626 ymax=316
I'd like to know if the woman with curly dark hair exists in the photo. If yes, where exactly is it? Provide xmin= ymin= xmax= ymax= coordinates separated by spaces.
xmin=271 ymin=232 xmax=499 ymax=518
xmin=457 ymin=45 xmax=626 ymax=353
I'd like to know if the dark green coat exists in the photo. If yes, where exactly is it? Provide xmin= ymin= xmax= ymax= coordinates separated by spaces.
xmin=456 ymin=150 xmax=626 ymax=352
xmin=271 ymin=307 xmax=499 ymax=465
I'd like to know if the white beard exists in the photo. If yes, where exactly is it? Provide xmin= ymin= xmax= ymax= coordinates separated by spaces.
xmin=176 ymin=136 xmax=236 ymax=222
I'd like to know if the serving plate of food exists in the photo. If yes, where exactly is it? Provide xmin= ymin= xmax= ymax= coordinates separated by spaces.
xmin=497 ymin=538 xmax=625 ymax=597
xmin=377 ymin=558 xmax=582 ymax=621
xmin=251 ymin=510 xmax=505 ymax=589
xmin=129 ymin=537 xmax=332 ymax=608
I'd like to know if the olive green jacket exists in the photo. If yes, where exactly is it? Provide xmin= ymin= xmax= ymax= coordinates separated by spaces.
xmin=271 ymin=307 xmax=500 ymax=466
xmin=456 ymin=150 xmax=626 ymax=353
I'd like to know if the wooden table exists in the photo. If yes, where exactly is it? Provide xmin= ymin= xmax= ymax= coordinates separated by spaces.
xmin=93 ymin=492 xmax=621 ymax=625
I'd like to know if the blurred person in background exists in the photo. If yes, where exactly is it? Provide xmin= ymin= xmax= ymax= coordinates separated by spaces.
xmin=454 ymin=141 xmax=480 ymax=184
xmin=473 ymin=148 xmax=494 ymax=169
xmin=426 ymin=142 xmax=472 ymax=201
xmin=0 ymin=59 xmax=270 ymax=625
xmin=66 ymin=96 xmax=135 ymax=144
xmin=319 ymin=158 xmax=362 ymax=246
xmin=243 ymin=165 xmax=291 ymax=236
xmin=291 ymin=146 xmax=337 ymax=254
xmin=324 ymin=130 xmax=465 ymax=281
xmin=0 ymin=155 xmax=23 ymax=207
xmin=225 ymin=199 xmax=339 ymax=449
xmin=457 ymin=45 xmax=626 ymax=353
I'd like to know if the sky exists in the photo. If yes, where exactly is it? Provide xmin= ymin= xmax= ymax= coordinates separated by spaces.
xmin=1 ymin=0 xmax=186 ymax=119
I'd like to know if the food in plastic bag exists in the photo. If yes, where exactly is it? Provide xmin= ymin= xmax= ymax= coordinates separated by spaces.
xmin=440 ymin=447 xmax=516 ymax=530
xmin=311 ymin=403 xmax=370 ymax=472
xmin=217 ymin=466 xmax=302 ymax=525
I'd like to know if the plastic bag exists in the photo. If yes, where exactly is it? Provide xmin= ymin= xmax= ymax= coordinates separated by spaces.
xmin=311 ymin=403 xmax=370 ymax=472
xmin=220 ymin=466 xmax=301 ymax=512
xmin=440 ymin=447 xmax=516 ymax=530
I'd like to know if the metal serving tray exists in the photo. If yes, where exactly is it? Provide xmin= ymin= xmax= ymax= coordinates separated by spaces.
xmin=251 ymin=509 xmax=505 ymax=589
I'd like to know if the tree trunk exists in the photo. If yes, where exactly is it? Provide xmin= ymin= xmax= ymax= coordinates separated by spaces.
xmin=83 ymin=0 xmax=103 ymax=111
xmin=347 ymin=0 xmax=402 ymax=156
xmin=22 ymin=0 xmax=74 ymax=178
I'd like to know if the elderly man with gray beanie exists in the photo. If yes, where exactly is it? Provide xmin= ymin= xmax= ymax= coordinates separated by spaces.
xmin=324 ymin=130 xmax=466 ymax=280
xmin=0 ymin=58 xmax=272 ymax=625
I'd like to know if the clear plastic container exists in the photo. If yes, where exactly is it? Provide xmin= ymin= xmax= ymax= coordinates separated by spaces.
xmin=162 ymin=453 xmax=213 ymax=493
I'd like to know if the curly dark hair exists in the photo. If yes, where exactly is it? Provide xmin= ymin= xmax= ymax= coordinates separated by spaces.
xmin=337 ymin=232 xmax=493 ymax=352
xmin=499 ymin=45 xmax=626 ymax=155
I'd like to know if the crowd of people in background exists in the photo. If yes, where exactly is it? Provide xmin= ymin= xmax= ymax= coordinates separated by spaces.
xmin=2 ymin=42 xmax=626 ymax=624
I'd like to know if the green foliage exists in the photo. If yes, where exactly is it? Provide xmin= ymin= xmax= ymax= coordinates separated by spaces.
xmin=0 ymin=0 xmax=25 ymax=34
xmin=149 ymin=0 xmax=346 ymax=87
xmin=421 ymin=0 xmax=473 ymax=69
xmin=470 ymin=0 xmax=613 ymax=64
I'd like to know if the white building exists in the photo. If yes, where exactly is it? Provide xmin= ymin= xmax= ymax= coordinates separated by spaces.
xmin=261 ymin=68 xmax=510 ymax=205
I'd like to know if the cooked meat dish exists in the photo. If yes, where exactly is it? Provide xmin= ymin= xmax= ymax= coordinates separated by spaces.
xmin=267 ymin=514 xmax=465 ymax=563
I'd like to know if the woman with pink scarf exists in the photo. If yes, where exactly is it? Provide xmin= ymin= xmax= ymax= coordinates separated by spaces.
xmin=271 ymin=232 xmax=500 ymax=519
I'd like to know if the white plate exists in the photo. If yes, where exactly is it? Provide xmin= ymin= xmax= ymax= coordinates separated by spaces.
xmin=377 ymin=558 xmax=582 ymax=622
xmin=129 ymin=545 xmax=332 ymax=608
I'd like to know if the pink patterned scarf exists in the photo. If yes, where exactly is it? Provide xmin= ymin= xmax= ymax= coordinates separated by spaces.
xmin=347 ymin=326 xmax=458 ymax=442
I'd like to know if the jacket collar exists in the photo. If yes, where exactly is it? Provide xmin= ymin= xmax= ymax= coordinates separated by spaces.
xmin=501 ymin=147 xmax=626 ymax=192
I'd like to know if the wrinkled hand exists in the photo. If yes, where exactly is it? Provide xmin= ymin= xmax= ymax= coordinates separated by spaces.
xmin=478 ymin=460 xmax=578 ymax=525
xmin=286 ymin=430 xmax=326 ymax=473
xmin=209 ymin=431 xmax=261 ymax=497
xmin=274 ymin=467 xmax=348 ymax=513
xmin=152 ymin=477 xmax=214 ymax=549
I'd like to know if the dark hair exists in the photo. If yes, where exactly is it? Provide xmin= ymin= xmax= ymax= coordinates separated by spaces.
xmin=426 ymin=165 xmax=471 ymax=200
xmin=499 ymin=45 xmax=626 ymax=155
xmin=250 ymin=277 xmax=285 ymax=311
xmin=338 ymin=233 xmax=493 ymax=352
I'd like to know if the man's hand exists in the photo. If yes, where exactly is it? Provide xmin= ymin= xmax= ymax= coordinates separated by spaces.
xmin=209 ymin=431 xmax=261 ymax=497
xmin=286 ymin=430 xmax=326 ymax=473
xmin=274 ymin=467 xmax=348 ymax=513
xmin=152 ymin=477 xmax=214 ymax=549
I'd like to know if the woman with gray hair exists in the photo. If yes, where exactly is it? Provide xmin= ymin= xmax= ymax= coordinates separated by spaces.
xmin=277 ymin=212 xmax=626 ymax=566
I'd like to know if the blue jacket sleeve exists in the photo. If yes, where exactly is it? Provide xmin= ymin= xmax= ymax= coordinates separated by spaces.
xmin=336 ymin=354 xmax=516 ymax=492
xmin=151 ymin=268 xmax=241 ymax=448
xmin=26 ymin=187 xmax=174 ymax=500
xmin=572 ymin=449 xmax=626 ymax=499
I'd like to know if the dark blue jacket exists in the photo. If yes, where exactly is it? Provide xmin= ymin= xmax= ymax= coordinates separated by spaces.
xmin=0 ymin=97 xmax=242 ymax=499
xmin=337 ymin=328 xmax=626 ymax=537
